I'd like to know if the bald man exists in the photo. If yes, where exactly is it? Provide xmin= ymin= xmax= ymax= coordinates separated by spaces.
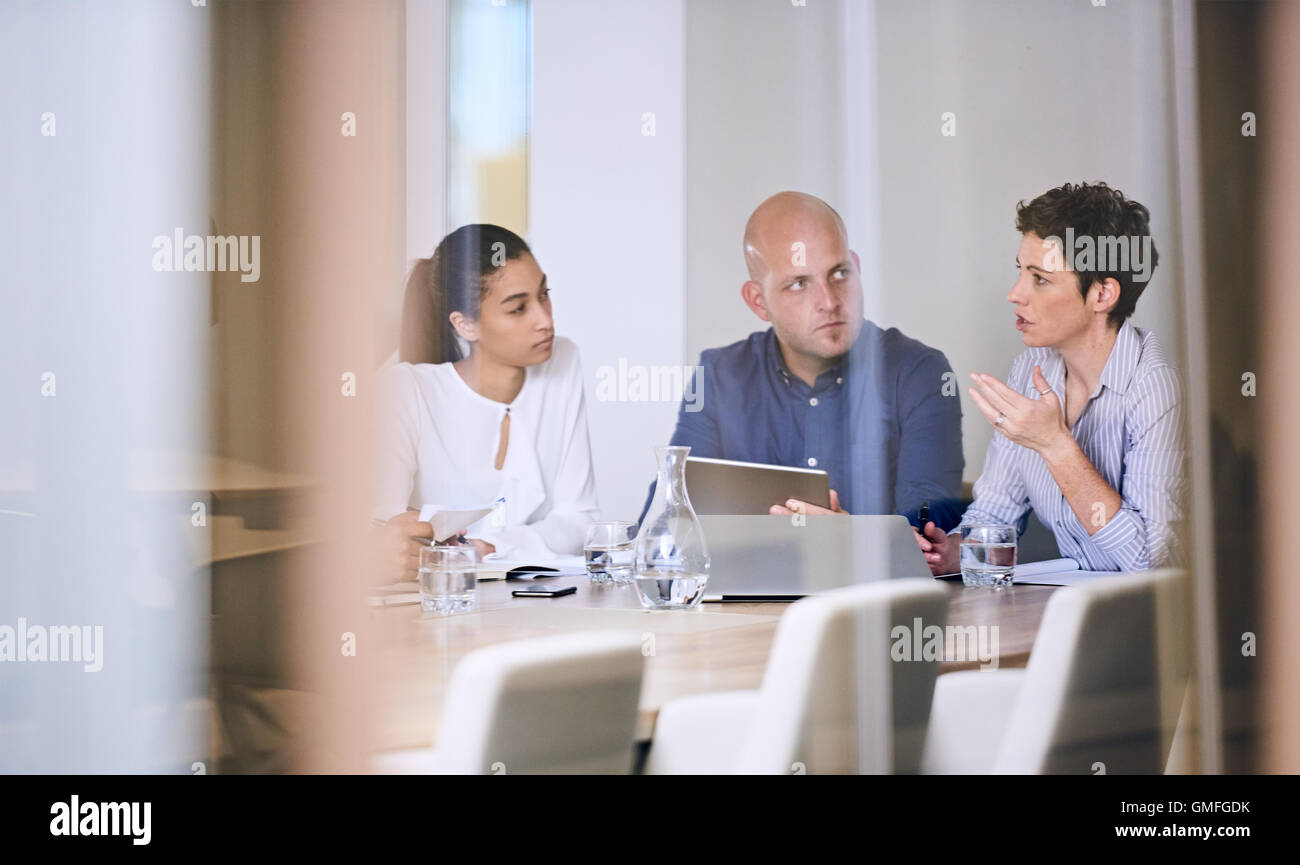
xmin=641 ymin=191 xmax=964 ymax=527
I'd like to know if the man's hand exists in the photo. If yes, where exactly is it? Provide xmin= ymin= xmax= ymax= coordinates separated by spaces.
xmin=914 ymin=520 xmax=959 ymax=576
xmin=968 ymin=366 xmax=1070 ymax=456
xmin=374 ymin=510 xmax=434 ymax=583
xmin=769 ymin=488 xmax=846 ymax=516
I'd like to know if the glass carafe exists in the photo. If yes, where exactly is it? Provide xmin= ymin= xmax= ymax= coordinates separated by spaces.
xmin=633 ymin=446 xmax=710 ymax=609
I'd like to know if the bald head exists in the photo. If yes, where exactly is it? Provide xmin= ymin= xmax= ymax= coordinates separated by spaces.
xmin=737 ymin=191 xmax=863 ymax=377
xmin=743 ymin=191 xmax=848 ymax=283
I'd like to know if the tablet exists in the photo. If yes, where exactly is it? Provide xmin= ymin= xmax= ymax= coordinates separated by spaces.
xmin=684 ymin=456 xmax=832 ymax=515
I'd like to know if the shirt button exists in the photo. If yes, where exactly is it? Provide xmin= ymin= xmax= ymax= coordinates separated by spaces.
xmin=807 ymin=457 xmax=818 ymax=467
xmin=809 ymin=397 xmax=819 ymax=407
xmin=836 ymin=377 xmax=843 ymax=385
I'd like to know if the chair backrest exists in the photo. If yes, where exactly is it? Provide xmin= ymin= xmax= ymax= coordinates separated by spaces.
xmin=995 ymin=568 xmax=1191 ymax=774
xmin=433 ymin=631 xmax=645 ymax=774
xmin=740 ymin=578 xmax=949 ymax=774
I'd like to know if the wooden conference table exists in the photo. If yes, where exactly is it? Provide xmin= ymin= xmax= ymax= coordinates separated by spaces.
xmin=372 ymin=574 xmax=1062 ymax=750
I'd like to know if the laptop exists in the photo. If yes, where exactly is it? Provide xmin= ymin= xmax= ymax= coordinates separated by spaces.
xmin=699 ymin=514 xmax=933 ymax=601
xmin=685 ymin=456 xmax=831 ymax=515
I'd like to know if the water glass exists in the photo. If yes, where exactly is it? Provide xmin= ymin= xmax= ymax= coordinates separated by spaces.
xmin=584 ymin=521 xmax=637 ymax=584
xmin=419 ymin=545 xmax=477 ymax=613
xmin=959 ymin=524 xmax=1017 ymax=588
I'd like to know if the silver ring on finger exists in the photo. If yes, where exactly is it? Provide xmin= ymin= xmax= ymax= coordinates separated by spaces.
xmin=995 ymin=413 xmax=1006 ymax=427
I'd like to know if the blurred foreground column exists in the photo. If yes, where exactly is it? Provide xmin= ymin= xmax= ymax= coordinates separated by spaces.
xmin=263 ymin=0 xmax=404 ymax=772
xmin=1260 ymin=0 xmax=1300 ymax=774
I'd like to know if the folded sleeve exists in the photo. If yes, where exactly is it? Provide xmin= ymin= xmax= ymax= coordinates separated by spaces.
xmin=960 ymin=355 xmax=1032 ymax=533
xmin=960 ymin=431 xmax=1033 ymax=532
xmin=1083 ymin=365 xmax=1186 ymax=571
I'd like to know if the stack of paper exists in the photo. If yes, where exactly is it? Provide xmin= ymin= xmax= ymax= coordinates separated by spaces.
xmin=417 ymin=503 xmax=496 ymax=543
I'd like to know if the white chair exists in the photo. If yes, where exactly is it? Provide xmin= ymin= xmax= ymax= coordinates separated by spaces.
xmin=645 ymin=578 xmax=948 ymax=774
xmin=922 ymin=568 xmax=1190 ymax=774
xmin=373 ymin=630 xmax=645 ymax=774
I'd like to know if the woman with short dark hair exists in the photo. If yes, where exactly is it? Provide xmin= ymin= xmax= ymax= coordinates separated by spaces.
xmin=918 ymin=182 xmax=1184 ymax=574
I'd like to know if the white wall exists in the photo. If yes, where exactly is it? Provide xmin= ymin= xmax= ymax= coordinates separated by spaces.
xmin=406 ymin=0 xmax=448 ymax=267
xmin=530 ymin=0 xmax=686 ymax=522
xmin=683 ymin=0 xmax=860 ymax=359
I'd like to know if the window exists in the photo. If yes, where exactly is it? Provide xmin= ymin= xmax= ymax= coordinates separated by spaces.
xmin=446 ymin=0 xmax=531 ymax=235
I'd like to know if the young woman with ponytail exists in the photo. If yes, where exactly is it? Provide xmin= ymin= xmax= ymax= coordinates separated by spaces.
xmin=374 ymin=224 xmax=599 ymax=576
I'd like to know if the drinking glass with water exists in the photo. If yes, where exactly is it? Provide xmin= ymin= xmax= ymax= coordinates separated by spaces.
xmin=959 ymin=524 xmax=1017 ymax=588
xmin=419 ymin=545 xmax=477 ymax=613
xmin=584 ymin=521 xmax=637 ymax=584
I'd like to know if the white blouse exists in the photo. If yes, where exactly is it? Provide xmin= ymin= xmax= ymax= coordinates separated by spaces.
xmin=374 ymin=336 xmax=600 ymax=558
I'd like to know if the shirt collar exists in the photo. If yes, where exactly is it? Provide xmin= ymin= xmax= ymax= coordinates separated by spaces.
xmin=764 ymin=326 xmax=856 ymax=392
xmin=764 ymin=327 xmax=792 ymax=383
xmin=1096 ymin=319 xmax=1142 ymax=396
xmin=1042 ymin=319 xmax=1141 ymax=399
xmin=1040 ymin=351 xmax=1066 ymax=397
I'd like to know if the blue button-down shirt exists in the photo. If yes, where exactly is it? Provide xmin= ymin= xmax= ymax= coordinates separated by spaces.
xmin=960 ymin=321 xmax=1185 ymax=571
xmin=641 ymin=321 xmax=964 ymax=523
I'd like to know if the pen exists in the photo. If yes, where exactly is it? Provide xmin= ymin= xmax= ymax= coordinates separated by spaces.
xmin=918 ymin=501 xmax=931 ymax=536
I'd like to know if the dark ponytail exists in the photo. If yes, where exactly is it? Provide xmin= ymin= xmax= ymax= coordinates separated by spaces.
xmin=399 ymin=224 xmax=532 ymax=364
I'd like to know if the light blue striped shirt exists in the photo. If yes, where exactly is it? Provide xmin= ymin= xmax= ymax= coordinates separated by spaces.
xmin=960 ymin=321 xmax=1185 ymax=572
